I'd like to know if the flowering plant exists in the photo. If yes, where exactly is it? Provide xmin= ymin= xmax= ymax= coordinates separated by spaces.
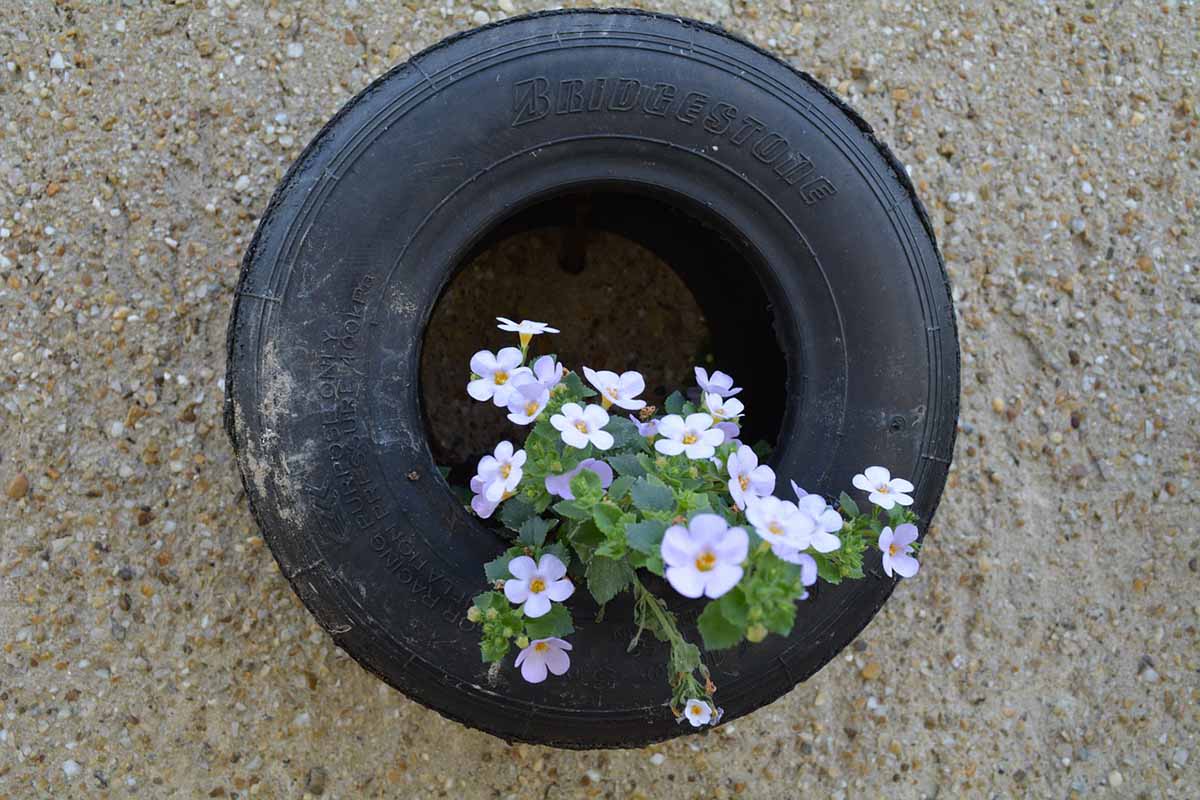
xmin=461 ymin=319 xmax=922 ymax=727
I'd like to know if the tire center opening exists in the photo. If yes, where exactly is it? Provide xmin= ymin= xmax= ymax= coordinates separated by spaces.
xmin=420 ymin=188 xmax=788 ymax=493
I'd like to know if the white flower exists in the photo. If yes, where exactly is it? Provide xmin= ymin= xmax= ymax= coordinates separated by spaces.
xmin=661 ymin=514 xmax=748 ymax=599
xmin=852 ymin=466 xmax=914 ymax=510
xmin=745 ymin=495 xmax=814 ymax=553
xmin=655 ymin=413 xmax=724 ymax=460
xmin=582 ymin=367 xmax=646 ymax=411
xmin=506 ymin=381 xmax=550 ymax=426
xmin=629 ymin=414 xmax=658 ymax=437
xmin=694 ymin=367 xmax=742 ymax=398
xmin=550 ymin=402 xmax=614 ymax=450
xmin=514 ymin=637 xmax=572 ymax=683
xmin=726 ymin=445 xmax=775 ymax=510
xmin=544 ymin=458 xmax=613 ymax=500
xmin=795 ymin=552 xmax=818 ymax=599
xmin=704 ymin=392 xmax=744 ymax=422
xmin=469 ymin=476 xmax=500 ymax=519
xmin=496 ymin=317 xmax=559 ymax=348
xmin=467 ymin=347 xmax=531 ymax=407
xmin=791 ymin=482 xmax=843 ymax=554
xmin=682 ymin=698 xmax=714 ymax=727
xmin=476 ymin=441 xmax=526 ymax=502
xmin=503 ymin=553 xmax=574 ymax=618
xmin=531 ymin=355 xmax=564 ymax=389
xmin=879 ymin=524 xmax=920 ymax=578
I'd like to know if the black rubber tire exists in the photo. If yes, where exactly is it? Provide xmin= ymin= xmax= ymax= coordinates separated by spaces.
xmin=225 ymin=9 xmax=958 ymax=749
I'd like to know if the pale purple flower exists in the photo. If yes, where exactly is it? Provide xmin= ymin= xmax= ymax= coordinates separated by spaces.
xmin=655 ymin=413 xmax=724 ymax=460
xmin=661 ymin=514 xmax=748 ymax=599
xmin=506 ymin=381 xmax=550 ymax=426
xmin=797 ymin=552 xmax=818 ymax=599
xmin=469 ymin=476 xmax=500 ymax=519
xmin=496 ymin=317 xmax=559 ymax=349
xmin=531 ymin=354 xmax=564 ymax=389
xmin=545 ymin=458 xmax=614 ymax=500
xmin=879 ymin=524 xmax=920 ymax=578
xmin=629 ymin=414 xmax=659 ymax=437
xmin=745 ymin=495 xmax=814 ymax=552
xmin=514 ymin=637 xmax=572 ymax=683
xmin=476 ymin=441 xmax=526 ymax=502
xmin=694 ymin=367 xmax=742 ymax=398
xmin=503 ymin=553 xmax=574 ymax=617
xmin=582 ymin=366 xmax=646 ymax=411
xmin=467 ymin=347 xmax=531 ymax=407
xmin=682 ymin=698 xmax=714 ymax=727
xmin=726 ymin=445 xmax=775 ymax=510
xmin=704 ymin=392 xmax=744 ymax=422
xmin=852 ymin=466 xmax=915 ymax=510
xmin=550 ymin=403 xmax=614 ymax=450
xmin=714 ymin=420 xmax=741 ymax=445
xmin=792 ymin=483 xmax=843 ymax=554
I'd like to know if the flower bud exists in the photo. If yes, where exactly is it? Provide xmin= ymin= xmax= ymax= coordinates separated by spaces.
xmin=466 ymin=606 xmax=482 ymax=623
xmin=502 ymin=627 xmax=515 ymax=638
xmin=515 ymin=635 xmax=530 ymax=649
xmin=485 ymin=608 xmax=499 ymax=621
xmin=746 ymin=623 xmax=768 ymax=643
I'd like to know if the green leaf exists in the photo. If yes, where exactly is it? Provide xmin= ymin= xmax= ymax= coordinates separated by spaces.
xmin=592 ymin=503 xmax=626 ymax=537
xmin=607 ymin=474 xmax=634 ymax=502
xmin=631 ymin=477 xmax=675 ymax=513
xmin=664 ymin=390 xmax=686 ymax=415
xmin=484 ymin=547 xmax=526 ymax=583
xmin=517 ymin=516 xmax=555 ymax=547
xmin=697 ymin=602 xmax=744 ymax=650
xmin=542 ymin=541 xmax=571 ymax=568
xmin=569 ymin=468 xmax=604 ymax=505
xmin=552 ymin=500 xmax=592 ymax=521
xmin=812 ymin=552 xmax=842 ymax=585
xmin=561 ymin=371 xmax=597 ymax=399
xmin=713 ymin=588 xmax=750 ymax=628
xmin=499 ymin=498 xmax=536 ymax=532
xmin=626 ymin=519 xmax=667 ymax=554
xmin=838 ymin=491 xmax=860 ymax=517
xmin=605 ymin=416 xmax=642 ymax=449
xmin=524 ymin=604 xmax=574 ymax=639
xmin=586 ymin=556 xmax=630 ymax=605
xmin=607 ymin=453 xmax=647 ymax=477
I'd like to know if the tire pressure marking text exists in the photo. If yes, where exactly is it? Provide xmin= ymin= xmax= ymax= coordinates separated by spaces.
xmin=511 ymin=76 xmax=838 ymax=206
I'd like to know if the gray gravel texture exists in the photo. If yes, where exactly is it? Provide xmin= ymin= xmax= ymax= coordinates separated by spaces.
xmin=1 ymin=0 xmax=1198 ymax=798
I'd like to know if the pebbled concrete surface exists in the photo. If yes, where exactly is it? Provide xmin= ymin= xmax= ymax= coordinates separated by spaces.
xmin=0 ymin=1 xmax=1197 ymax=797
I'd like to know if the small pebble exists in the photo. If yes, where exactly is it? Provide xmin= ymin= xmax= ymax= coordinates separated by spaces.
xmin=649 ymin=753 xmax=665 ymax=766
xmin=62 ymin=760 xmax=81 ymax=778
xmin=1108 ymin=770 xmax=1123 ymax=788
xmin=472 ymin=10 xmax=490 ymax=25
xmin=498 ymin=0 xmax=515 ymax=11
xmin=5 ymin=473 xmax=29 ymax=500
xmin=287 ymin=42 xmax=305 ymax=59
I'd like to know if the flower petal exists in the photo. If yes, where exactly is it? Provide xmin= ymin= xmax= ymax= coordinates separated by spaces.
xmin=546 ymin=578 xmax=574 ymax=602
xmin=810 ymin=530 xmax=841 ymax=553
xmin=655 ymin=438 xmax=685 ymax=456
xmin=894 ymin=523 xmax=919 ymax=546
xmin=582 ymin=404 xmax=610 ymax=428
xmin=851 ymin=473 xmax=874 ymax=492
xmin=703 ymin=564 xmax=743 ymax=599
xmin=863 ymin=466 xmax=891 ymax=485
xmin=715 ymin=526 xmax=749 ymax=564
xmin=496 ymin=347 xmax=524 ymax=370
xmin=507 ymin=556 xmax=536 ymax=580
xmin=665 ymin=566 xmax=705 ymax=598
xmin=684 ymin=412 xmax=714 ymax=431
xmin=523 ymin=593 xmax=551 ymax=618
xmin=689 ymin=513 xmax=729 ymax=541
xmin=657 ymin=415 xmax=685 ymax=439
xmin=503 ymin=579 xmax=530 ymax=604
xmin=469 ymin=350 xmax=498 ymax=375
xmin=660 ymin=525 xmax=694 ymax=567
xmin=544 ymin=647 xmax=571 ymax=676
xmin=519 ymin=653 xmax=549 ymax=683
xmin=890 ymin=553 xmax=919 ymax=578
xmin=538 ymin=553 xmax=567 ymax=581
xmin=590 ymin=430 xmax=614 ymax=451
xmin=869 ymin=491 xmax=896 ymax=510
xmin=890 ymin=478 xmax=915 ymax=493
xmin=467 ymin=378 xmax=495 ymax=401
xmin=877 ymin=527 xmax=894 ymax=551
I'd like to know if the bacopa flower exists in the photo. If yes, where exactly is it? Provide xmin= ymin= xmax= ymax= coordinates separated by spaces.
xmin=878 ymin=523 xmax=920 ymax=578
xmin=476 ymin=440 xmax=526 ymax=502
xmin=629 ymin=414 xmax=658 ymax=437
xmin=531 ymin=354 xmax=564 ymax=389
xmin=726 ymin=445 xmax=775 ymax=510
xmin=682 ymin=698 xmax=714 ymax=727
xmin=796 ymin=552 xmax=818 ymax=599
xmin=582 ymin=367 xmax=646 ymax=411
xmin=514 ymin=637 xmax=572 ymax=683
xmin=661 ymin=514 xmax=748 ymax=599
xmin=655 ymin=413 xmax=725 ymax=460
xmin=469 ymin=476 xmax=500 ymax=519
xmin=506 ymin=381 xmax=550 ymax=426
xmin=503 ymin=553 xmax=574 ymax=617
xmin=704 ymin=392 xmax=744 ymax=422
xmin=694 ymin=367 xmax=742 ymax=398
xmin=852 ymin=466 xmax=915 ymax=510
xmin=550 ymin=402 xmax=614 ymax=451
xmin=791 ymin=482 xmax=843 ymax=554
xmin=745 ymin=495 xmax=814 ymax=552
xmin=544 ymin=458 xmax=614 ymax=500
xmin=714 ymin=420 xmax=741 ymax=445
xmin=467 ymin=347 xmax=531 ymax=407
xmin=496 ymin=317 xmax=559 ymax=349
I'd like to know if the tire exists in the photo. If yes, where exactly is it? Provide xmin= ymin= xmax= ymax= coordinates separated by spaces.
xmin=224 ymin=9 xmax=959 ymax=749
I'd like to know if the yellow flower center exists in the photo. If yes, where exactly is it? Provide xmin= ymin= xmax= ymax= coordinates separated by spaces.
xmin=689 ymin=703 xmax=704 ymax=716
xmin=606 ymin=386 xmax=619 ymax=399
xmin=519 ymin=331 xmax=533 ymax=349
xmin=682 ymin=433 xmax=698 ymax=445
xmin=877 ymin=484 xmax=890 ymax=493
xmin=500 ymin=464 xmax=511 ymax=479
xmin=574 ymin=420 xmax=589 ymax=434
xmin=534 ymin=641 xmax=549 ymax=653
xmin=694 ymin=551 xmax=716 ymax=572
xmin=739 ymin=476 xmax=749 ymax=492
xmin=524 ymin=401 xmax=539 ymax=416
xmin=494 ymin=370 xmax=509 ymax=385
xmin=529 ymin=578 xmax=546 ymax=594
xmin=768 ymin=522 xmax=782 ymax=537
xmin=888 ymin=543 xmax=900 ymax=557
